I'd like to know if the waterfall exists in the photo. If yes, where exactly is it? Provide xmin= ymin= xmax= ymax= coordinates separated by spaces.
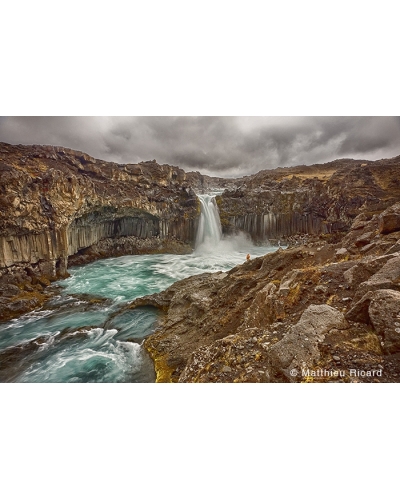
xmin=195 ymin=194 xmax=223 ymax=252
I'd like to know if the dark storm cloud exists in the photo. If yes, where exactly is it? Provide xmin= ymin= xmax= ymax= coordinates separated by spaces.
xmin=1 ymin=116 xmax=399 ymax=177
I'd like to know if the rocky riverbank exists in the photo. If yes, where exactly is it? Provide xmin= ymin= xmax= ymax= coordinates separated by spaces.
xmin=128 ymin=201 xmax=400 ymax=382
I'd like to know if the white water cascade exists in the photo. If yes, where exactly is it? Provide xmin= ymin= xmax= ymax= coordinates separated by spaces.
xmin=195 ymin=193 xmax=223 ymax=252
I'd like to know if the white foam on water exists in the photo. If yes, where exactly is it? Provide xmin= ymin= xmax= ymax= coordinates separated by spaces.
xmin=15 ymin=327 xmax=145 ymax=383
xmin=1 ymin=309 xmax=54 ymax=332
xmin=37 ymin=333 xmax=59 ymax=351
xmin=86 ymin=327 xmax=118 ymax=347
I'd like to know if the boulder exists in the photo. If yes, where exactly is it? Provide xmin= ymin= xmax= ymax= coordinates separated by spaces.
xmin=350 ymin=214 xmax=369 ymax=231
xmin=354 ymin=255 xmax=400 ymax=301
xmin=345 ymin=291 xmax=374 ymax=324
xmin=268 ymin=305 xmax=348 ymax=380
xmin=343 ymin=254 xmax=394 ymax=288
xmin=355 ymin=231 xmax=374 ymax=247
xmin=385 ymin=239 xmax=400 ymax=255
xmin=299 ymin=304 xmax=348 ymax=332
xmin=379 ymin=213 xmax=400 ymax=234
xmin=360 ymin=242 xmax=377 ymax=254
xmin=278 ymin=269 xmax=302 ymax=296
xmin=346 ymin=289 xmax=400 ymax=353
xmin=368 ymin=290 xmax=400 ymax=353
xmin=335 ymin=247 xmax=349 ymax=257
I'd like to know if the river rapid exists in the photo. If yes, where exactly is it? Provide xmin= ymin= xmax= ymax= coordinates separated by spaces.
xmin=0 ymin=194 xmax=278 ymax=382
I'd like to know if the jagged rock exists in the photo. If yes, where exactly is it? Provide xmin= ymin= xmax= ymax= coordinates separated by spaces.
xmin=268 ymin=305 xmax=348 ymax=381
xmin=354 ymin=255 xmax=400 ymax=301
xmin=1 ymin=297 xmax=41 ymax=317
xmin=278 ymin=269 xmax=302 ymax=296
xmin=343 ymin=254 xmax=397 ymax=288
xmin=359 ymin=242 xmax=377 ymax=254
xmin=385 ymin=239 xmax=400 ymax=255
xmin=368 ymin=290 xmax=400 ymax=353
xmin=355 ymin=231 xmax=375 ymax=247
xmin=336 ymin=247 xmax=348 ymax=257
xmin=345 ymin=291 xmax=375 ymax=324
xmin=351 ymin=214 xmax=369 ymax=230
xmin=241 ymin=282 xmax=281 ymax=329
xmin=379 ymin=206 xmax=400 ymax=234
xmin=347 ymin=289 xmax=400 ymax=354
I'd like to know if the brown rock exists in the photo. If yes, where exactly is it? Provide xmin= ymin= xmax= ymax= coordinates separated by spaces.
xmin=343 ymin=254 xmax=394 ymax=288
xmin=345 ymin=291 xmax=374 ymax=324
xmin=367 ymin=290 xmax=400 ymax=353
xmin=336 ymin=247 xmax=349 ymax=257
xmin=379 ymin=213 xmax=400 ymax=234
xmin=355 ymin=231 xmax=374 ymax=247
xmin=385 ymin=239 xmax=400 ymax=255
xmin=0 ymin=284 xmax=20 ymax=297
xmin=350 ymin=214 xmax=369 ymax=231
xmin=354 ymin=255 xmax=400 ymax=301
xmin=268 ymin=304 xmax=348 ymax=381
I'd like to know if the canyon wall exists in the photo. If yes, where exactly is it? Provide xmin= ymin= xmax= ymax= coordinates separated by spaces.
xmin=0 ymin=143 xmax=199 ymax=279
xmin=2 ymin=144 xmax=400 ymax=276
xmin=217 ymin=157 xmax=400 ymax=242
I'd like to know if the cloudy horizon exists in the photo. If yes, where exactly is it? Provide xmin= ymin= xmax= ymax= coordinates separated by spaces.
xmin=0 ymin=116 xmax=399 ymax=178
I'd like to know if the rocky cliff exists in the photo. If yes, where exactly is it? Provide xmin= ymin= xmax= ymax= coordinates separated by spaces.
xmin=0 ymin=143 xmax=199 ymax=320
xmin=218 ymin=157 xmax=400 ymax=243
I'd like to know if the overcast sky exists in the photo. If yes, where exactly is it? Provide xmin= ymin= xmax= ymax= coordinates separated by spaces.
xmin=1 ymin=116 xmax=399 ymax=178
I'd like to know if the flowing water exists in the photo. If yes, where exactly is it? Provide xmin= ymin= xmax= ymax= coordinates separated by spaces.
xmin=0 ymin=193 xmax=277 ymax=383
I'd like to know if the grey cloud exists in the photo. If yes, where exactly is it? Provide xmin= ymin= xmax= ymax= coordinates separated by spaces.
xmin=338 ymin=117 xmax=399 ymax=154
xmin=0 ymin=116 xmax=399 ymax=177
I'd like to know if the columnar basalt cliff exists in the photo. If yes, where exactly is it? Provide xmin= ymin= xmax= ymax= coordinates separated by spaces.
xmin=217 ymin=157 xmax=400 ymax=242
xmin=0 ymin=143 xmax=199 ymax=320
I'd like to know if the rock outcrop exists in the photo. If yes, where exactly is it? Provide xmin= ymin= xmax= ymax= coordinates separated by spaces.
xmin=346 ymin=290 xmax=400 ymax=354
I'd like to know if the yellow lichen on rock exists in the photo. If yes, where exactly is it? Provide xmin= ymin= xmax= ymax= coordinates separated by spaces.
xmin=144 ymin=341 xmax=175 ymax=383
